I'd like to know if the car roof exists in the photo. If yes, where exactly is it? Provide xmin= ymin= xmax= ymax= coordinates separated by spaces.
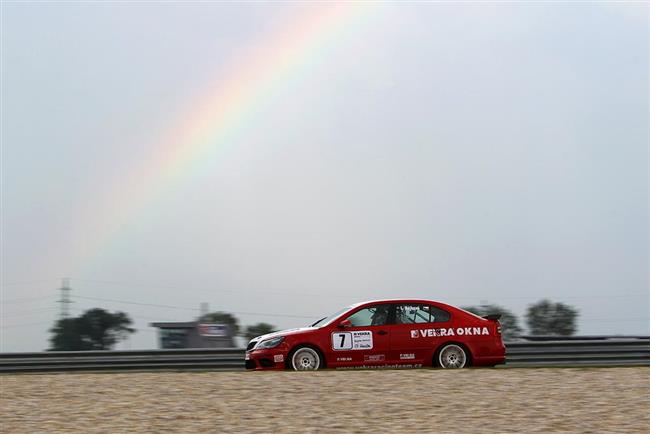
xmin=346 ymin=299 xmax=484 ymax=321
xmin=319 ymin=298 xmax=479 ymax=327
xmin=351 ymin=299 xmax=457 ymax=309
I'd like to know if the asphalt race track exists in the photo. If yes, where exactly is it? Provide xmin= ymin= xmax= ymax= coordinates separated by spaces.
xmin=1 ymin=367 xmax=648 ymax=433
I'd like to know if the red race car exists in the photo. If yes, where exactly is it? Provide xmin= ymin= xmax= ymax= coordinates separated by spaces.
xmin=245 ymin=299 xmax=506 ymax=370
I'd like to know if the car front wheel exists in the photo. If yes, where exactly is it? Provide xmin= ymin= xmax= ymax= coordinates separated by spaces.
xmin=437 ymin=344 xmax=468 ymax=369
xmin=290 ymin=346 xmax=322 ymax=371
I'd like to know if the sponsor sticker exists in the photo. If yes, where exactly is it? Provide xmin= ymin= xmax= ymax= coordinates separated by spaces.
xmin=364 ymin=354 xmax=385 ymax=362
xmin=332 ymin=330 xmax=374 ymax=350
xmin=273 ymin=354 xmax=284 ymax=363
xmin=410 ymin=326 xmax=490 ymax=338
xmin=400 ymin=353 xmax=415 ymax=360
xmin=337 ymin=357 xmax=352 ymax=362
xmin=336 ymin=364 xmax=423 ymax=370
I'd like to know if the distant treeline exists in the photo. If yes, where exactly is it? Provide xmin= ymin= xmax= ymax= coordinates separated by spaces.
xmin=49 ymin=299 xmax=577 ymax=351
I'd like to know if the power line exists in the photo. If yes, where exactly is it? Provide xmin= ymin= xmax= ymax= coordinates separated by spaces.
xmin=69 ymin=294 xmax=317 ymax=319
xmin=229 ymin=310 xmax=315 ymax=319
xmin=0 ymin=321 xmax=52 ymax=330
xmin=1 ymin=277 xmax=646 ymax=303
xmin=67 ymin=278 xmax=647 ymax=301
xmin=71 ymin=294 xmax=199 ymax=311
xmin=0 ymin=279 xmax=58 ymax=288
xmin=69 ymin=278 xmax=353 ymax=299
xmin=2 ymin=294 xmax=57 ymax=304
xmin=2 ymin=307 xmax=58 ymax=319
xmin=4 ymin=289 xmax=644 ymax=309
xmin=69 ymin=292 xmax=650 ymax=322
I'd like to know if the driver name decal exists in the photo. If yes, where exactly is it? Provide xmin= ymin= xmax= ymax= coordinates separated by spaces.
xmin=332 ymin=331 xmax=374 ymax=350
xmin=411 ymin=327 xmax=489 ymax=338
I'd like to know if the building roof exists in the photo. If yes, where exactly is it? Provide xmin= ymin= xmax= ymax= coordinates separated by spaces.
xmin=150 ymin=322 xmax=197 ymax=329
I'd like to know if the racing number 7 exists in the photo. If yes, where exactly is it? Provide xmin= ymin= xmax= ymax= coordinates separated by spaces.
xmin=332 ymin=331 xmax=352 ymax=350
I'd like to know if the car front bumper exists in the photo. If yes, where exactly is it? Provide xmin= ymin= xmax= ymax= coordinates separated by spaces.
xmin=245 ymin=348 xmax=289 ymax=370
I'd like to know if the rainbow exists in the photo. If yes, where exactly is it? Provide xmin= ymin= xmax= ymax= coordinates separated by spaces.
xmin=72 ymin=3 xmax=376 ymax=272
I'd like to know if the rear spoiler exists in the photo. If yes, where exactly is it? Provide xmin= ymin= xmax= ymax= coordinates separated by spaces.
xmin=482 ymin=314 xmax=501 ymax=321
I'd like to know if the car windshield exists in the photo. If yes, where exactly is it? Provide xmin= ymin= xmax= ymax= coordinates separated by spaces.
xmin=309 ymin=306 xmax=352 ymax=327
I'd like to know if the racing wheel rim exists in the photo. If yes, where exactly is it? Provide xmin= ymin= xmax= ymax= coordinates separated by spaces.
xmin=438 ymin=344 xmax=467 ymax=369
xmin=291 ymin=347 xmax=320 ymax=371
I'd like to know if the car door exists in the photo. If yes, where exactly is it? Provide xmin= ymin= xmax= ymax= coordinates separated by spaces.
xmin=329 ymin=303 xmax=392 ymax=367
xmin=389 ymin=303 xmax=451 ymax=366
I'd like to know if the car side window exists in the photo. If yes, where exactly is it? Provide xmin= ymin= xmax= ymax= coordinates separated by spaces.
xmin=345 ymin=305 xmax=390 ymax=326
xmin=395 ymin=304 xmax=450 ymax=324
xmin=428 ymin=305 xmax=450 ymax=322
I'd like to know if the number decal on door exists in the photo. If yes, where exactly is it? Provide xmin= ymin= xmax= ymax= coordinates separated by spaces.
xmin=331 ymin=331 xmax=374 ymax=350
xmin=332 ymin=332 xmax=353 ymax=350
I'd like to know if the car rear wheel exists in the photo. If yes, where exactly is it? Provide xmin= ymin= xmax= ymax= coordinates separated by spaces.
xmin=290 ymin=346 xmax=321 ymax=371
xmin=438 ymin=344 xmax=468 ymax=369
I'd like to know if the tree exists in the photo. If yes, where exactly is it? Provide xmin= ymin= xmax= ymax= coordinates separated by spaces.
xmin=461 ymin=304 xmax=523 ymax=340
xmin=198 ymin=311 xmax=240 ymax=336
xmin=525 ymin=299 xmax=578 ymax=336
xmin=49 ymin=318 xmax=85 ymax=350
xmin=49 ymin=308 xmax=135 ymax=351
xmin=244 ymin=323 xmax=276 ymax=341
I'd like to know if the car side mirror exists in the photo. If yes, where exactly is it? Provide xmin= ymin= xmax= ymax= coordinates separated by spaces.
xmin=338 ymin=319 xmax=352 ymax=328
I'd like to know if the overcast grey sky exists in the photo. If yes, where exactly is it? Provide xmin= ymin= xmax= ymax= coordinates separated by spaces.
xmin=1 ymin=2 xmax=648 ymax=352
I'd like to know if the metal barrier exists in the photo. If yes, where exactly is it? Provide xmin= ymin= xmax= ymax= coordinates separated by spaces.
xmin=505 ymin=338 xmax=650 ymax=367
xmin=0 ymin=348 xmax=245 ymax=373
xmin=1 ymin=337 xmax=648 ymax=373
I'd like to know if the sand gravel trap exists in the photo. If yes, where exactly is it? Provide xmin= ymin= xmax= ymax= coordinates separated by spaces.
xmin=1 ymin=367 xmax=649 ymax=433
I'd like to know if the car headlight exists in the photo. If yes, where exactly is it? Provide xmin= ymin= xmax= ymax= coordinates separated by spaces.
xmin=255 ymin=336 xmax=284 ymax=349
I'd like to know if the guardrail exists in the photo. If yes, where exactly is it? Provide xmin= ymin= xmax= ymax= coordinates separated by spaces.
xmin=504 ymin=338 xmax=650 ymax=367
xmin=0 ymin=348 xmax=245 ymax=373
xmin=1 ymin=337 xmax=648 ymax=373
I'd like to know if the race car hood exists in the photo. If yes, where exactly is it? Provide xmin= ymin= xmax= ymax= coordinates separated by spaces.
xmin=248 ymin=327 xmax=316 ymax=347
